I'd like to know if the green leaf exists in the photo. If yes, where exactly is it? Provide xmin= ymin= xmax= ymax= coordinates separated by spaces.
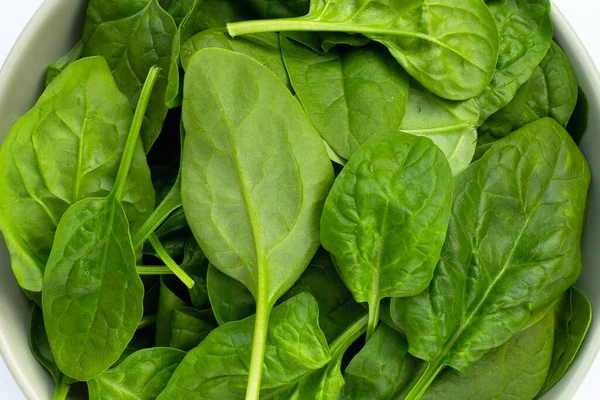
xmin=280 ymin=248 xmax=364 ymax=342
xmin=162 ymin=0 xmax=196 ymax=26
xmin=475 ymin=0 xmax=553 ymax=122
xmin=207 ymin=264 xmax=256 ymax=325
xmin=399 ymin=118 xmax=590 ymax=399
xmin=88 ymin=348 xmax=185 ymax=400
xmin=321 ymin=130 xmax=453 ymax=339
xmin=181 ymin=48 xmax=333 ymax=398
xmin=399 ymin=82 xmax=479 ymax=176
xmin=480 ymin=42 xmax=579 ymax=139
xmin=422 ymin=309 xmax=555 ymax=400
xmin=245 ymin=0 xmax=309 ymax=18
xmin=0 ymin=57 xmax=154 ymax=292
xmin=155 ymin=276 xmax=188 ymax=347
xmin=228 ymin=0 xmax=500 ymax=101
xmin=280 ymin=36 xmax=410 ymax=160
xmin=567 ymin=86 xmax=589 ymax=144
xmin=82 ymin=0 xmax=177 ymax=152
xmin=537 ymin=287 xmax=593 ymax=397
xmin=169 ymin=307 xmax=215 ymax=351
xmin=342 ymin=324 xmax=418 ymax=400
xmin=157 ymin=293 xmax=331 ymax=399
xmin=45 ymin=41 xmax=82 ymax=86
xmin=29 ymin=307 xmax=74 ymax=400
xmin=180 ymin=28 xmax=291 ymax=90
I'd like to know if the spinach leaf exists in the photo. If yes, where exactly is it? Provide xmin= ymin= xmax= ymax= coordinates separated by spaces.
xmin=181 ymin=48 xmax=334 ymax=399
xmin=342 ymin=324 xmax=418 ymax=400
xmin=169 ymin=307 xmax=215 ymax=350
xmin=45 ymin=41 xmax=82 ymax=86
xmin=180 ymin=28 xmax=291 ymax=90
xmin=155 ymin=276 xmax=188 ymax=347
xmin=421 ymin=308 xmax=555 ymax=400
xmin=29 ymin=307 xmax=74 ymax=400
xmin=157 ymin=293 xmax=331 ymax=399
xmin=228 ymin=0 xmax=500 ymax=101
xmin=88 ymin=347 xmax=185 ymax=400
xmin=399 ymin=82 xmax=480 ymax=176
xmin=480 ymin=42 xmax=579 ymax=139
xmin=268 ymin=314 xmax=368 ymax=400
xmin=280 ymin=248 xmax=364 ymax=342
xmin=281 ymin=36 xmax=410 ymax=160
xmin=398 ymin=118 xmax=590 ymax=399
xmin=163 ymin=0 xmax=195 ymax=26
xmin=537 ymin=287 xmax=592 ymax=397
xmin=207 ymin=264 xmax=256 ymax=325
xmin=82 ymin=0 xmax=177 ymax=151
xmin=321 ymin=130 xmax=453 ymax=340
xmin=165 ymin=0 xmax=254 ymax=108
xmin=567 ymin=87 xmax=589 ymax=144
xmin=475 ymin=0 xmax=553 ymax=122
xmin=0 ymin=57 xmax=154 ymax=292
xmin=42 ymin=68 xmax=160 ymax=381
xmin=246 ymin=0 xmax=310 ymax=18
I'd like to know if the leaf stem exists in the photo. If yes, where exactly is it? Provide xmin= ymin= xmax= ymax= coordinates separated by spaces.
xmin=330 ymin=313 xmax=368 ymax=357
xmin=245 ymin=295 xmax=272 ymax=400
xmin=112 ymin=66 xmax=160 ymax=201
xmin=402 ymin=359 xmax=445 ymax=400
xmin=366 ymin=298 xmax=381 ymax=342
xmin=137 ymin=314 xmax=157 ymax=330
xmin=148 ymin=234 xmax=195 ymax=289
xmin=136 ymin=265 xmax=174 ymax=275
xmin=132 ymin=180 xmax=182 ymax=250
xmin=52 ymin=381 xmax=71 ymax=400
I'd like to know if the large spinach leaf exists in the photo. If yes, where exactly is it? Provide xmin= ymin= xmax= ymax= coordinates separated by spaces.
xmin=321 ymin=131 xmax=453 ymax=339
xmin=480 ymin=41 xmax=579 ymax=139
xmin=475 ymin=0 xmax=553 ymax=122
xmin=342 ymin=324 xmax=418 ymax=400
xmin=87 ymin=347 xmax=185 ymax=400
xmin=29 ymin=307 xmax=74 ymax=400
xmin=42 ymin=68 xmax=160 ymax=381
xmin=421 ymin=308 xmax=555 ymax=400
xmin=82 ymin=0 xmax=177 ymax=152
xmin=181 ymin=48 xmax=334 ymax=399
xmin=157 ymin=293 xmax=331 ymax=399
xmin=228 ymin=0 xmax=499 ymax=101
xmin=396 ymin=118 xmax=590 ymax=398
xmin=399 ymin=82 xmax=480 ymax=176
xmin=537 ymin=287 xmax=592 ymax=397
xmin=180 ymin=28 xmax=290 ymax=89
xmin=0 ymin=57 xmax=154 ymax=292
xmin=281 ymin=36 xmax=409 ymax=160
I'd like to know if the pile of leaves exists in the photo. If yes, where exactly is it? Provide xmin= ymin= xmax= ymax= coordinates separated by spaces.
xmin=0 ymin=0 xmax=592 ymax=399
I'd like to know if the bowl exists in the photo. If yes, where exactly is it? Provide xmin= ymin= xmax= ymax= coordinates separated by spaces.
xmin=1 ymin=1 xmax=599 ymax=399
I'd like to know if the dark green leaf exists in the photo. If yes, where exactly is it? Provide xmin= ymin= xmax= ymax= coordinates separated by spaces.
xmin=228 ymin=0 xmax=500 ymax=101
xmin=567 ymin=87 xmax=589 ymax=144
xmin=163 ymin=0 xmax=195 ymax=26
xmin=155 ymin=277 xmax=188 ymax=347
xmin=0 ymin=57 xmax=154 ymax=292
xmin=169 ymin=307 xmax=215 ymax=350
xmin=207 ymin=264 xmax=256 ymax=325
xmin=82 ymin=0 xmax=177 ymax=151
xmin=398 ymin=118 xmax=590 ymax=397
xmin=157 ymin=293 xmax=331 ymax=399
xmin=281 ymin=37 xmax=410 ymax=160
xmin=88 ymin=348 xmax=185 ymax=400
xmin=245 ymin=0 xmax=309 ymax=18
xmin=45 ymin=41 xmax=82 ymax=86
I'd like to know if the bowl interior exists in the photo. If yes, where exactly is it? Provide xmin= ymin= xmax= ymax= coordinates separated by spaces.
xmin=0 ymin=1 xmax=599 ymax=399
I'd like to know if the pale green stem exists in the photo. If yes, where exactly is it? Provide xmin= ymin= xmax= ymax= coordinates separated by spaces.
xmin=137 ymin=314 xmax=157 ymax=330
xmin=366 ymin=298 xmax=381 ymax=342
xmin=402 ymin=358 xmax=445 ymax=400
xmin=136 ymin=265 xmax=174 ymax=275
xmin=330 ymin=314 xmax=368 ymax=356
xmin=245 ymin=295 xmax=272 ymax=400
xmin=148 ymin=234 xmax=195 ymax=289
xmin=112 ymin=66 xmax=160 ymax=201
xmin=52 ymin=381 xmax=70 ymax=400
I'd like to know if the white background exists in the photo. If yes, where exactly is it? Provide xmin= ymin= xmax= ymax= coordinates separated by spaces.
xmin=1 ymin=1 xmax=600 ymax=399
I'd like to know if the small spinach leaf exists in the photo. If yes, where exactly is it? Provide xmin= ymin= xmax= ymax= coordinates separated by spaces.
xmin=88 ymin=347 xmax=185 ymax=400
xmin=537 ymin=287 xmax=592 ymax=397
xmin=207 ymin=264 xmax=256 ymax=325
xmin=181 ymin=48 xmax=334 ymax=398
xmin=162 ymin=0 xmax=196 ymax=26
xmin=399 ymin=118 xmax=590 ymax=398
xmin=169 ymin=307 xmax=215 ymax=351
xmin=228 ymin=0 xmax=500 ymax=101
xmin=281 ymin=36 xmax=410 ymax=160
xmin=321 ymin=131 xmax=453 ymax=340
xmin=0 ymin=57 xmax=154 ymax=292
xmin=155 ymin=276 xmax=188 ymax=347
xmin=157 ymin=293 xmax=331 ymax=399
xmin=45 ymin=41 xmax=82 ymax=86
xmin=82 ymin=0 xmax=177 ymax=151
